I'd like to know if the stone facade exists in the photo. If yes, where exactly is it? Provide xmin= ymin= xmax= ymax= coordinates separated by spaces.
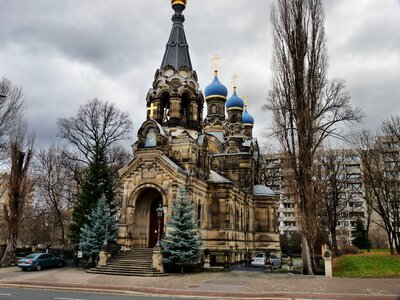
xmin=117 ymin=0 xmax=280 ymax=263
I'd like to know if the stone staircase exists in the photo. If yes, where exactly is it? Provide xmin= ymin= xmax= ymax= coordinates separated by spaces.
xmin=87 ymin=248 xmax=165 ymax=276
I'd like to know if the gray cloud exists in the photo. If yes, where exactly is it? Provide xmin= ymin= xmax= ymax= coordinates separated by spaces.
xmin=0 ymin=0 xmax=399 ymax=150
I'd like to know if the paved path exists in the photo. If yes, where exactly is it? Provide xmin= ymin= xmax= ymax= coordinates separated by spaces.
xmin=0 ymin=266 xmax=399 ymax=299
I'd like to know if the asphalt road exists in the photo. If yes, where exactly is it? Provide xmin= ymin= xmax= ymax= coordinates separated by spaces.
xmin=0 ymin=287 xmax=211 ymax=300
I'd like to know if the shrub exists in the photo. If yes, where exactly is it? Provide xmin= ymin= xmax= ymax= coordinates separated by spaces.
xmin=340 ymin=244 xmax=360 ymax=255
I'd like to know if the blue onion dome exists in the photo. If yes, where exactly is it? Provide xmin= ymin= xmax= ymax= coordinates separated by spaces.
xmin=204 ymin=76 xmax=228 ymax=99
xmin=242 ymin=108 xmax=254 ymax=125
xmin=226 ymin=91 xmax=244 ymax=110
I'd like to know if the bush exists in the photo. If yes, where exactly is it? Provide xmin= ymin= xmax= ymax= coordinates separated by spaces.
xmin=340 ymin=244 xmax=360 ymax=255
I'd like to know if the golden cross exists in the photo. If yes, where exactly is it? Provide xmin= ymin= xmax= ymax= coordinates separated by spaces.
xmin=212 ymin=54 xmax=221 ymax=75
xmin=243 ymin=96 xmax=248 ymax=109
xmin=231 ymin=74 xmax=238 ymax=91
xmin=147 ymin=103 xmax=156 ymax=119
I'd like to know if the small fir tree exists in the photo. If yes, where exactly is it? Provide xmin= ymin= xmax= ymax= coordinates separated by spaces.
xmin=69 ymin=144 xmax=116 ymax=244
xmin=79 ymin=195 xmax=118 ymax=259
xmin=352 ymin=219 xmax=370 ymax=249
xmin=162 ymin=188 xmax=202 ymax=272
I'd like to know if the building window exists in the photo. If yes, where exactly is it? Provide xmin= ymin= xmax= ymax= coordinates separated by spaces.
xmin=145 ymin=128 xmax=157 ymax=147
xmin=283 ymin=221 xmax=297 ymax=227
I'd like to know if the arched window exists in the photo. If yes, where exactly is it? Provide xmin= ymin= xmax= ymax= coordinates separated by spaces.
xmin=160 ymin=92 xmax=170 ymax=124
xmin=145 ymin=128 xmax=157 ymax=147
xmin=211 ymin=104 xmax=217 ymax=114
xmin=197 ymin=203 xmax=202 ymax=227
xmin=181 ymin=92 xmax=190 ymax=125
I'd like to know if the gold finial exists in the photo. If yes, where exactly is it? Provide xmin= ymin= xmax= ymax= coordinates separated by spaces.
xmin=231 ymin=74 xmax=238 ymax=91
xmin=243 ymin=96 xmax=248 ymax=109
xmin=212 ymin=54 xmax=221 ymax=76
xmin=171 ymin=0 xmax=187 ymax=7
xmin=147 ymin=103 xmax=157 ymax=119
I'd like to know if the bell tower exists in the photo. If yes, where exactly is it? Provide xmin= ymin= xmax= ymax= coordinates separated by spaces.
xmin=145 ymin=0 xmax=204 ymax=131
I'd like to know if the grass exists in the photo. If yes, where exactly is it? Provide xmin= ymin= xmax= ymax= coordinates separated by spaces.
xmin=361 ymin=248 xmax=391 ymax=253
xmin=333 ymin=252 xmax=400 ymax=277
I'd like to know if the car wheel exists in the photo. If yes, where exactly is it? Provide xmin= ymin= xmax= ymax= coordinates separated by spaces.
xmin=58 ymin=262 xmax=64 ymax=268
xmin=35 ymin=264 xmax=42 ymax=271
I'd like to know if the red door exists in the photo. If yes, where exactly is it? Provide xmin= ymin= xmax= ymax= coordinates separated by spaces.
xmin=149 ymin=196 xmax=163 ymax=248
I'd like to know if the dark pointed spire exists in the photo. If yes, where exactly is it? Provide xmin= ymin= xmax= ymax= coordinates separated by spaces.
xmin=160 ymin=0 xmax=192 ymax=70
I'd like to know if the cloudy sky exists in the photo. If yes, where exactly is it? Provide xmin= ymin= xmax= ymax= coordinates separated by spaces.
xmin=0 ymin=0 xmax=399 ymax=150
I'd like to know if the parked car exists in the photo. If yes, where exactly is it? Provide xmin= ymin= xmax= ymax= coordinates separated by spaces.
xmin=251 ymin=253 xmax=282 ymax=268
xmin=17 ymin=253 xmax=65 ymax=271
xmin=265 ymin=254 xmax=282 ymax=269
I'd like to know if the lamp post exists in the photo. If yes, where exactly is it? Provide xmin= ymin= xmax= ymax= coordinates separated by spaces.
xmin=156 ymin=203 xmax=164 ymax=247
xmin=103 ymin=207 xmax=110 ymax=246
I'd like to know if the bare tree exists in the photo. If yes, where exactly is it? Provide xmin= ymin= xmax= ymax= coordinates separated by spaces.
xmin=265 ymin=0 xmax=362 ymax=274
xmin=57 ymin=98 xmax=132 ymax=165
xmin=1 ymin=126 xmax=34 ymax=265
xmin=353 ymin=117 xmax=400 ymax=254
xmin=34 ymin=146 xmax=71 ymax=248
xmin=317 ymin=149 xmax=358 ymax=256
xmin=0 ymin=78 xmax=24 ymax=159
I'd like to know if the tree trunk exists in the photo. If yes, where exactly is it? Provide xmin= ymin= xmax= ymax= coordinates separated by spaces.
xmin=0 ymin=233 xmax=17 ymax=265
xmin=330 ymin=229 xmax=340 ymax=257
xmin=301 ymin=235 xmax=314 ymax=275
xmin=388 ymin=233 xmax=394 ymax=255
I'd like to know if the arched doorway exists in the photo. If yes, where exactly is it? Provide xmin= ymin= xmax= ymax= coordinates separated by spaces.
xmin=133 ymin=187 xmax=165 ymax=248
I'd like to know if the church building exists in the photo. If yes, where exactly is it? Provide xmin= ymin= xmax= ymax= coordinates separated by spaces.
xmin=117 ymin=0 xmax=280 ymax=264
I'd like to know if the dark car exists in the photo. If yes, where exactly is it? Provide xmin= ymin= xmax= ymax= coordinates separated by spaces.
xmin=17 ymin=253 xmax=65 ymax=271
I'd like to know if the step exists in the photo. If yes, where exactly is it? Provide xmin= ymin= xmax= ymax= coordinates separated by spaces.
xmin=87 ymin=248 xmax=164 ymax=277
xmin=87 ymin=269 xmax=166 ymax=277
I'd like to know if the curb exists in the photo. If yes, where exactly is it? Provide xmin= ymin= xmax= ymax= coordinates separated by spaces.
xmin=0 ymin=281 xmax=399 ymax=300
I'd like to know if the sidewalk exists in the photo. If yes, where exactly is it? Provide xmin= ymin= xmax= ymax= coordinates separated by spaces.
xmin=0 ymin=266 xmax=399 ymax=299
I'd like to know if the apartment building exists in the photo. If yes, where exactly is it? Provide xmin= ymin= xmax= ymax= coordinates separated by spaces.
xmin=262 ymin=149 xmax=368 ymax=245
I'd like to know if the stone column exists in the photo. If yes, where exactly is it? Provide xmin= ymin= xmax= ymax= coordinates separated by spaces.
xmin=152 ymin=247 xmax=164 ymax=273
xmin=98 ymin=251 xmax=108 ymax=267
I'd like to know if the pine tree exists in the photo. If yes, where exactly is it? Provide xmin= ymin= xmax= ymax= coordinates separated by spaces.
xmin=79 ymin=195 xmax=118 ymax=258
xmin=69 ymin=144 xmax=116 ymax=244
xmin=162 ymin=188 xmax=202 ymax=272
xmin=352 ymin=219 xmax=370 ymax=249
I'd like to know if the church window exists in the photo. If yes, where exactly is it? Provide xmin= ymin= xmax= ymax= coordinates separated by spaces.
xmin=145 ymin=128 xmax=157 ymax=147
xmin=160 ymin=92 xmax=170 ymax=123
xmin=210 ymin=198 xmax=220 ymax=228
xmin=211 ymin=104 xmax=217 ymax=114
xmin=226 ymin=146 xmax=239 ymax=154
xmin=197 ymin=203 xmax=201 ymax=227
xmin=181 ymin=92 xmax=190 ymax=125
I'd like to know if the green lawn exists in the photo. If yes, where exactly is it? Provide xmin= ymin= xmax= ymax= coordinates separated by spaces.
xmin=333 ymin=254 xmax=400 ymax=277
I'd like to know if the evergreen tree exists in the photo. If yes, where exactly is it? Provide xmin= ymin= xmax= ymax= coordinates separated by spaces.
xmin=352 ymin=219 xmax=370 ymax=249
xmin=79 ymin=195 xmax=118 ymax=258
xmin=69 ymin=144 xmax=116 ymax=244
xmin=162 ymin=188 xmax=202 ymax=272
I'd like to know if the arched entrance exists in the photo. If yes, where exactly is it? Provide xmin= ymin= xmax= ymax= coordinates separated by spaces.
xmin=132 ymin=187 xmax=165 ymax=248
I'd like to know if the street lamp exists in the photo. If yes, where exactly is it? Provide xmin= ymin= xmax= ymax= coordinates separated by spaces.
xmin=103 ymin=207 xmax=110 ymax=246
xmin=155 ymin=203 xmax=164 ymax=247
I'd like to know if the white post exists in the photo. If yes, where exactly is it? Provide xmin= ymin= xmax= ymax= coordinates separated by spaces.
xmin=323 ymin=250 xmax=332 ymax=277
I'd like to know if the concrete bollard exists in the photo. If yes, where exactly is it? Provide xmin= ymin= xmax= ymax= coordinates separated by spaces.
xmin=323 ymin=250 xmax=332 ymax=277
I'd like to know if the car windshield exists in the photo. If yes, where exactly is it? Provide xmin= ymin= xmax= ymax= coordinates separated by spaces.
xmin=255 ymin=254 xmax=264 ymax=258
